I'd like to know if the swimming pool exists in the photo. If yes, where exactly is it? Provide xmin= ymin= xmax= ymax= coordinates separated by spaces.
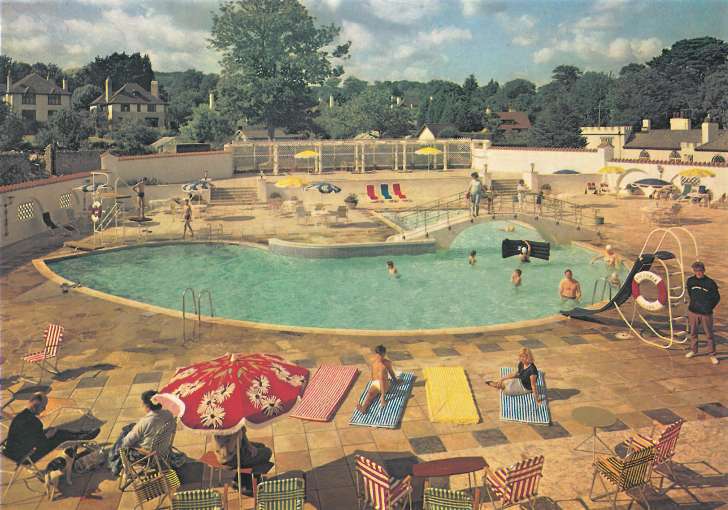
xmin=47 ymin=222 xmax=622 ymax=332
xmin=381 ymin=209 xmax=467 ymax=231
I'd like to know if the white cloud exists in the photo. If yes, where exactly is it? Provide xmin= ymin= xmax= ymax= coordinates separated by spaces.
xmin=416 ymin=26 xmax=472 ymax=46
xmin=532 ymin=47 xmax=555 ymax=64
xmin=341 ymin=21 xmax=375 ymax=50
xmin=497 ymin=13 xmax=539 ymax=47
xmin=607 ymin=37 xmax=662 ymax=61
xmin=366 ymin=0 xmax=443 ymax=25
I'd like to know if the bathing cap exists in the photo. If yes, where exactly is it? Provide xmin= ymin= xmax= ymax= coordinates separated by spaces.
xmin=521 ymin=247 xmax=527 ymax=254
xmin=605 ymin=244 xmax=613 ymax=251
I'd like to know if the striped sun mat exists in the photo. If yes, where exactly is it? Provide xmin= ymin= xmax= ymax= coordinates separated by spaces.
xmin=349 ymin=372 xmax=415 ymax=428
xmin=290 ymin=365 xmax=359 ymax=422
xmin=499 ymin=367 xmax=551 ymax=425
xmin=424 ymin=367 xmax=480 ymax=424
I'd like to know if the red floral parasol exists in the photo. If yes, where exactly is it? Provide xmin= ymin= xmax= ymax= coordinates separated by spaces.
xmin=155 ymin=353 xmax=309 ymax=434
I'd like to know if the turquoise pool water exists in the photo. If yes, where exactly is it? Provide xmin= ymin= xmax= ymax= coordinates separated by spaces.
xmin=48 ymin=222 xmax=623 ymax=330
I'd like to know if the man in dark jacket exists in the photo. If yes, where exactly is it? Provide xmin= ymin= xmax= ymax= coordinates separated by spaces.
xmin=685 ymin=261 xmax=720 ymax=365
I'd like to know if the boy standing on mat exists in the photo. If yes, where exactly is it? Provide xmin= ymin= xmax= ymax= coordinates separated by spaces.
xmin=357 ymin=345 xmax=398 ymax=413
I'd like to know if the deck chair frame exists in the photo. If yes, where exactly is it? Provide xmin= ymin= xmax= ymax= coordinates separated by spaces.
xmin=119 ymin=418 xmax=177 ymax=492
xmin=255 ymin=476 xmax=306 ymax=510
xmin=484 ymin=455 xmax=544 ymax=510
xmin=628 ymin=419 xmax=685 ymax=494
xmin=590 ymin=446 xmax=655 ymax=510
xmin=355 ymin=455 xmax=412 ymax=510
xmin=19 ymin=324 xmax=64 ymax=385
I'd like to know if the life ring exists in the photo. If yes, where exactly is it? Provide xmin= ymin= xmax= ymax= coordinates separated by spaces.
xmin=631 ymin=270 xmax=668 ymax=312
xmin=91 ymin=201 xmax=102 ymax=223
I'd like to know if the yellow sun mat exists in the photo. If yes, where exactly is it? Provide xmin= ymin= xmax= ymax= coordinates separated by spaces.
xmin=424 ymin=367 xmax=480 ymax=424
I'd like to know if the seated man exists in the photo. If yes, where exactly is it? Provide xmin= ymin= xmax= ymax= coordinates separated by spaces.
xmin=3 ymin=392 xmax=99 ymax=464
xmin=108 ymin=390 xmax=174 ymax=476
xmin=214 ymin=427 xmax=273 ymax=496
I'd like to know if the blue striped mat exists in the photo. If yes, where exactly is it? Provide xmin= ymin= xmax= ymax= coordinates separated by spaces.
xmin=349 ymin=372 xmax=415 ymax=428
xmin=499 ymin=367 xmax=551 ymax=425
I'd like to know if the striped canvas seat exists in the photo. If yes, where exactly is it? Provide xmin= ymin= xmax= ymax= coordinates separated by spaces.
xmin=423 ymin=487 xmax=477 ymax=510
xmin=484 ymin=456 xmax=544 ymax=510
xmin=590 ymin=447 xmax=654 ymax=509
xmin=350 ymin=372 xmax=415 ymax=428
xmin=627 ymin=419 xmax=684 ymax=493
xmin=355 ymin=455 xmax=412 ymax=510
xmin=499 ymin=368 xmax=550 ymax=425
xmin=290 ymin=365 xmax=358 ymax=422
xmin=172 ymin=488 xmax=223 ymax=509
xmin=20 ymin=324 xmax=64 ymax=384
xmin=255 ymin=477 xmax=306 ymax=510
xmin=133 ymin=469 xmax=180 ymax=507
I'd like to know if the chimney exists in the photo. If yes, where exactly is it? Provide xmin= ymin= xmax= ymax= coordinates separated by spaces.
xmin=508 ymin=105 xmax=514 ymax=112
xmin=5 ymin=73 xmax=11 ymax=102
xmin=396 ymin=96 xmax=402 ymax=106
xmin=485 ymin=107 xmax=492 ymax=115
xmin=150 ymin=80 xmax=159 ymax=98
xmin=702 ymin=116 xmax=718 ymax=144
xmin=62 ymin=79 xmax=68 ymax=91
xmin=642 ymin=119 xmax=650 ymax=131
xmin=209 ymin=92 xmax=215 ymax=111
xmin=328 ymin=95 xmax=334 ymax=109
xmin=670 ymin=116 xmax=690 ymax=131
xmin=105 ymin=77 xmax=111 ymax=102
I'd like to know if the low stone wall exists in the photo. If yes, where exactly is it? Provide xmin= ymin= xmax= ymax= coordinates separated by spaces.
xmin=268 ymin=237 xmax=437 ymax=258
xmin=55 ymin=150 xmax=103 ymax=175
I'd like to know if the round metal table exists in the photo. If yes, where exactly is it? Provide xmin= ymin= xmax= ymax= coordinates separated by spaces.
xmin=572 ymin=406 xmax=617 ymax=459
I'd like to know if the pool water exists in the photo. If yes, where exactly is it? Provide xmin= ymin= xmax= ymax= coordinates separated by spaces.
xmin=49 ymin=222 xmax=623 ymax=331
xmin=381 ymin=209 xmax=467 ymax=231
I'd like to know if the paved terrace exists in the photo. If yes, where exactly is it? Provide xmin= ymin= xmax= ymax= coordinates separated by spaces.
xmin=1 ymin=184 xmax=727 ymax=509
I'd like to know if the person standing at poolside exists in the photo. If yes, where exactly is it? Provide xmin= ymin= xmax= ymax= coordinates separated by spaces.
xmin=183 ymin=199 xmax=194 ymax=239
xmin=516 ymin=180 xmax=527 ymax=210
xmin=357 ymin=345 xmax=398 ymax=413
xmin=559 ymin=269 xmax=581 ymax=301
xmin=467 ymin=172 xmax=483 ymax=218
xmin=486 ymin=348 xmax=541 ymax=405
xmin=468 ymin=250 xmax=477 ymax=266
xmin=685 ymin=261 xmax=720 ymax=365
xmin=132 ymin=178 xmax=146 ymax=219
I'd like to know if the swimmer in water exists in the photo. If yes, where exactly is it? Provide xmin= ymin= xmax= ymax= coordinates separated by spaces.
xmin=519 ymin=241 xmax=531 ymax=263
xmin=608 ymin=271 xmax=621 ymax=288
xmin=591 ymin=244 xmax=620 ymax=269
xmin=386 ymin=260 xmax=399 ymax=278
xmin=468 ymin=250 xmax=477 ymax=266
xmin=512 ymin=268 xmax=522 ymax=287
xmin=499 ymin=224 xmax=516 ymax=233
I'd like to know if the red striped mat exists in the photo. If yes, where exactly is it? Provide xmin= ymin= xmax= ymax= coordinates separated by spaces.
xmin=290 ymin=365 xmax=359 ymax=422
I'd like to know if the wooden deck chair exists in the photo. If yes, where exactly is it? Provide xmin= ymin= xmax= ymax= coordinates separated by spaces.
xmin=172 ymin=487 xmax=227 ymax=509
xmin=484 ymin=455 xmax=544 ymax=510
xmin=585 ymin=182 xmax=597 ymax=195
xmin=19 ymin=324 xmax=64 ymax=385
xmin=119 ymin=417 xmax=177 ymax=492
xmin=590 ymin=446 xmax=655 ymax=510
xmin=423 ymin=487 xmax=480 ymax=510
xmin=355 ymin=455 xmax=413 ymax=510
xmin=600 ymin=182 xmax=610 ymax=194
xmin=627 ymin=419 xmax=684 ymax=493
xmin=255 ymin=477 xmax=306 ymax=510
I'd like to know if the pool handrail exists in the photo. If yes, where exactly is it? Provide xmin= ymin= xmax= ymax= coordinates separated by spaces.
xmin=182 ymin=287 xmax=198 ymax=342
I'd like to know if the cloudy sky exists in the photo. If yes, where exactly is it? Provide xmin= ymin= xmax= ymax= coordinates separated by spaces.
xmin=2 ymin=0 xmax=727 ymax=84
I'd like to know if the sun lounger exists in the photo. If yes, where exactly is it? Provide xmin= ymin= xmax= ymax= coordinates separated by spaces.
xmin=349 ymin=372 xmax=414 ymax=428
xmin=366 ymin=184 xmax=381 ymax=202
xmin=392 ymin=183 xmax=409 ymax=201
xmin=290 ymin=365 xmax=358 ymax=422
xmin=380 ymin=183 xmax=395 ymax=201
xmin=20 ymin=324 xmax=64 ymax=385
xmin=424 ymin=367 xmax=479 ymax=425
xmin=499 ymin=367 xmax=550 ymax=425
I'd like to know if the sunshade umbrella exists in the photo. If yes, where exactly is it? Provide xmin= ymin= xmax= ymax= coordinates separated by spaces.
xmin=293 ymin=150 xmax=318 ymax=159
xmin=414 ymin=147 xmax=442 ymax=156
xmin=305 ymin=182 xmax=341 ymax=194
xmin=633 ymin=178 xmax=671 ymax=186
xmin=678 ymin=168 xmax=716 ymax=178
xmin=598 ymin=166 xmax=624 ymax=174
xmin=155 ymin=353 xmax=309 ymax=503
xmin=275 ymin=176 xmax=309 ymax=188
xmin=554 ymin=169 xmax=579 ymax=174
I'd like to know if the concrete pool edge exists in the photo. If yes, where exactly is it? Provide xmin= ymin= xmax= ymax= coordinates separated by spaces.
xmin=34 ymin=239 xmax=609 ymax=337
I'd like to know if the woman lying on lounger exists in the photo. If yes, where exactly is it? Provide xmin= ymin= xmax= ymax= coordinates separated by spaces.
xmin=486 ymin=348 xmax=541 ymax=405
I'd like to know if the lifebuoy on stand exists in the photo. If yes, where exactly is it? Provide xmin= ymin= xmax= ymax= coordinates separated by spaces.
xmin=631 ymin=270 xmax=668 ymax=312
xmin=91 ymin=200 xmax=103 ymax=224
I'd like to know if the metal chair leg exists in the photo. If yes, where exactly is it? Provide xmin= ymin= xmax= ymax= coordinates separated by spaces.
xmin=2 ymin=465 xmax=22 ymax=497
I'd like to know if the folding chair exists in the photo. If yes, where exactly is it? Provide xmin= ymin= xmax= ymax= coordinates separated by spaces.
xmin=172 ymin=487 xmax=227 ymax=509
xmin=255 ymin=477 xmax=306 ymax=510
xmin=119 ymin=417 xmax=177 ymax=492
xmin=120 ymin=447 xmax=180 ymax=509
xmin=19 ymin=324 xmax=64 ymax=385
xmin=0 ymin=439 xmax=48 ymax=499
xmin=627 ymin=419 xmax=684 ymax=493
xmin=355 ymin=455 xmax=412 ymax=510
xmin=484 ymin=455 xmax=544 ymax=510
xmin=423 ymin=487 xmax=481 ymax=510
xmin=590 ymin=447 xmax=655 ymax=510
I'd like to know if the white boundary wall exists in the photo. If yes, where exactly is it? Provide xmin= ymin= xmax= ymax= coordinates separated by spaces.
xmin=101 ymin=151 xmax=234 ymax=185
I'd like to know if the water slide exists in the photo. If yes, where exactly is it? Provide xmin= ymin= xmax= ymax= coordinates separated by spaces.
xmin=561 ymin=251 xmax=675 ymax=322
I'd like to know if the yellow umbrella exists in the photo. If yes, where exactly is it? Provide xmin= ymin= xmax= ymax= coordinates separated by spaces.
xmin=294 ymin=150 xmax=318 ymax=159
xmin=275 ymin=176 xmax=309 ymax=188
xmin=678 ymin=168 xmax=716 ymax=178
xmin=598 ymin=166 xmax=624 ymax=174
xmin=414 ymin=147 xmax=442 ymax=155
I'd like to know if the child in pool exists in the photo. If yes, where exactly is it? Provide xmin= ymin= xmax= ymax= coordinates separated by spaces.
xmin=386 ymin=261 xmax=399 ymax=278
xmin=468 ymin=250 xmax=477 ymax=266
xmin=512 ymin=268 xmax=522 ymax=287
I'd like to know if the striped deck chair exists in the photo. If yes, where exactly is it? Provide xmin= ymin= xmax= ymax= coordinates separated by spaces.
xmin=355 ymin=455 xmax=412 ymax=510
xmin=121 ymin=449 xmax=180 ymax=510
xmin=423 ymin=487 xmax=480 ymax=510
xmin=255 ymin=477 xmax=306 ymax=510
xmin=172 ymin=488 xmax=225 ymax=509
xmin=484 ymin=456 xmax=544 ymax=510
xmin=20 ymin=324 xmax=64 ymax=384
xmin=590 ymin=447 xmax=655 ymax=510
xmin=627 ymin=419 xmax=684 ymax=493
xmin=119 ymin=417 xmax=177 ymax=491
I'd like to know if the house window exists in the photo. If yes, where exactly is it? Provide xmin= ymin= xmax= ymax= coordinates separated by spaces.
xmin=21 ymin=110 xmax=36 ymax=121
xmin=712 ymin=155 xmax=726 ymax=164
xmin=121 ymin=104 xmax=131 ymax=112
xmin=147 ymin=104 xmax=156 ymax=112
xmin=669 ymin=150 xmax=680 ymax=160
xmin=48 ymin=94 xmax=61 ymax=105
xmin=47 ymin=110 xmax=56 ymax=119
xmin=639 ymin=150 xmax=650 ymax=159
xmin=22 ymin=93 xmax=36 ymax=105
xmin=17 ymin=201 xmax=35 ymax=221
xmin=59 ymin=193 xmax=73 ymax=209
xmin=145 ymin=117 xmax=159 ymax=127
xmin=137 ymin=104 xmax=141 ymax=112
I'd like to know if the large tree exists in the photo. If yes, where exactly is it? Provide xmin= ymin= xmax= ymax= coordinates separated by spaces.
xmin=74 ymin=52 xmax=155 ymax=91
xmin=0 ymin=103 xmax=25 ymax=151
xmin=36 ymin=111 xmax=94 ymax=150
xmin=111 ymin=120 xmax=159 ymax=155
xmin=607 ymin=67 xmax=673 ymax=128
xmin=156 ymin=70 xmax=219 ymax=128
xmin=702 ymin=64 xmax=728 ymax=127
xmin=180 ymin=104 xmax=235 ymax=146
xmin=210 ymin=0 xmax=350 ymax=139
xmin=71 ymin=84 xmax=103 ymax=111
xmin=528 ymin=96 xmax=586 ymax=148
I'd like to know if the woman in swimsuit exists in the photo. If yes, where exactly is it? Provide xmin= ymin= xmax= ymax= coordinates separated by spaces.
xmin=183 ymin=199 xmax=193 ymax=239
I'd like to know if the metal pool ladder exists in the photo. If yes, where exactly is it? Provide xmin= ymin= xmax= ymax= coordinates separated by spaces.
xmin=182 ymin=288 xmax=215 ymax=342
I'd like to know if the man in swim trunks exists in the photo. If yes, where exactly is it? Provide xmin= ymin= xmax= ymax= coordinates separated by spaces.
xmin=559 ymin=269 xmax=581 ymax=301
xmin=357 ymin=345 xmax=398 ymax=413
xmin=132 ymin=178 xmax=146 ymax=219
xmin=183 ymin=199 xmax=194 ymax=239
xmin=467 ymin=172 xmax=483 ymax=218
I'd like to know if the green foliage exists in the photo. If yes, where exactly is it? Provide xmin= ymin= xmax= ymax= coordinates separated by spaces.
xmin=528 ymin=96 xmax=586 ymax=148
xmin=606 ymin=67 xmax=673 ymax=128
xmin=551 ymin=65 xmax=582 ymax=90
xmin=210 ymin=0 xmax=350 ymax=138
xmin=156 ymin=70 xmax=219 ymax=128
xmin=36 ymin=111 xmax=94 ymax=150
xmin=180 ymin=104 xmax=235 ymax=145
xmin=0 ymin=103 xmax=25 ymax=151
xmin=74 ymin=52 xmax=155 ymax=91
xmin=111 ymin=120 xmax=159 ymax=155
xmin=701 ymin=64 xmax=728 ymax=126
xmin=72 ymin=84 xmax=103 ymax=111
